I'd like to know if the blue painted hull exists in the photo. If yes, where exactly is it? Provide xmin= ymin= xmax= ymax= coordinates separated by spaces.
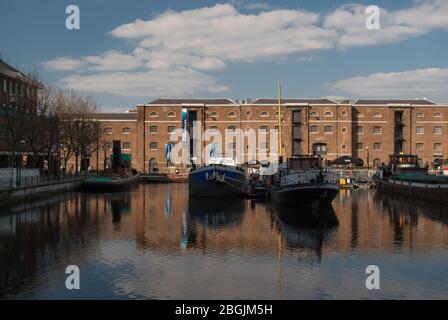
xmin=189 ymin=165 xmax=245 ymax=197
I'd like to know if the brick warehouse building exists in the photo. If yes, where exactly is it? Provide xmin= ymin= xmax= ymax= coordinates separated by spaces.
xmin=82 ymin=98 xmax=448 ymax=174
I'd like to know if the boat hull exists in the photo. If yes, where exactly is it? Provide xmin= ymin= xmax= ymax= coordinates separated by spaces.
xmin=374 ymin=176 xmax=448 ymax=203
xmin=83 ymin=174 xmax=139 ymax=191
xmin=189 ymin=165 xmax=245 ymax=197
xmin=270 ymin=184 xmax=339 ymax=206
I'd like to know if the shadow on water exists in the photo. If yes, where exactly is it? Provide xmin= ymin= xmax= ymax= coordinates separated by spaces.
xmin=187 ymin=197 xmax=245 ymax=229
xmin=269 ymin=202 xmax=339 ymax=260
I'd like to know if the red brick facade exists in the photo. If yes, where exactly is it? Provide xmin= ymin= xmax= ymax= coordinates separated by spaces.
xmin=82 ymin=98 xmax=448 ymax=173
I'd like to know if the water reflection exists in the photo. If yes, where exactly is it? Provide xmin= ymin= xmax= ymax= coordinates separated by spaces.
xmin=188 ymin=197 xmax=245 ymax=229
xmin=0 ymin=185 xmax=448 ymax=299
xmin=270 ymin=203 xmax=338 ymax=261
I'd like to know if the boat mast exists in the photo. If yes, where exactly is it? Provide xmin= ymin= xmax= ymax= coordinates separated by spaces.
xmin=277 ymin=79 xmax=283 ymax=163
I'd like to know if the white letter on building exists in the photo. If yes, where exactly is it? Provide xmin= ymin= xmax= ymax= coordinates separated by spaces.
xmin=66 ymin=5 xmax=80 ymax=30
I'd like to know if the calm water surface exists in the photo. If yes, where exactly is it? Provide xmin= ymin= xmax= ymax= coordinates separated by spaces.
xmin=1 ymin=184 xmax=448 ymax=299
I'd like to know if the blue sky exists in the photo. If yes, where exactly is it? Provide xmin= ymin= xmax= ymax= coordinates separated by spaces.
xmin=1 ymin=0 xmax=447 ymax=111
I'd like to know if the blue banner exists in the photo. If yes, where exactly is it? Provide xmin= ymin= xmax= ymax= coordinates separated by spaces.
xmin=165 ymin=143 xmax=172 ymax=161
xmin=182 ymin=108 xmax=187 ymax=144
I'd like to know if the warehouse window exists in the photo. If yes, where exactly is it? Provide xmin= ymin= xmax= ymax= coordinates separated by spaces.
xmin=434 ymin=143 xmax=442 ymax=152
xmin=149 ymin=125 xmax=158 ymax=133
xmin=149 ymin=142 xmax=158 ymax=150
xmin=104 ymin=127 xmax=113 ymax=135
xmin=324 ymin=125 xmax=333 ymax=134
xmin=416 ymin=143 xmax=424 ymax=151
xmin=373 ymin=126 xmax=382 ymax=134
xmin=310 ymin=125 xmax=318 ymax=133
xmin=122 ymin=127 xmax=131 ymax=134
xmin=434 ymin=126 xmax=442 ymax=135
xmin=416 ymin=126 xmax=424 ymax=134
xmin=122 ymin=142 xmax=131 ymax=150
xmin=373 ymin=143 xmax=382 ymax=151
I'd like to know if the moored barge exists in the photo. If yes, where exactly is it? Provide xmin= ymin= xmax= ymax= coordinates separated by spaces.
xmin=374 ymin=154 xmax=448 ymax=203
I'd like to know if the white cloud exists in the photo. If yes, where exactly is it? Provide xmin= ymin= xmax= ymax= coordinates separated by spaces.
xmin=58 ymin=66 xmax=229 ymax=97
xmin=83 ymin=51 xmax=143 ymax=71
xmin=326 ymin=68 xmax=448 ymax=99
xmin=324 ymin=0 xmax=448 ymax=48
xmin=42 ymin=58 xmax=86 ymax=71
xmin=42 ymin=1 xmax=448 ymax=98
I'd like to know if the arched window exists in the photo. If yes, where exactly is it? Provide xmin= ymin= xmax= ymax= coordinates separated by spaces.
xmin=341 ymin=110 xmax=347 ymax=117
xmin=227 ymin=125 xmax=236 ymax=132
xmin=309 ymin=111 xmax=318 ymax=117
xmin=324 ymin=111 xmax=333 ymax=117
xmin=104 ymin=127 xmax=112 ymax=135
xmin=260 ymin=126 xmax=269 ymax=133
xmin=149 ymin=158 xmax=158 ymax=173
xmin=260 ymin=111 xmax=269 ymax=117
xmin=373 ymin=112 xmax=382 ymax=118
xmin=122 ymin=127 xmax=131 ymax=134
xmin=434 ymin=112 xmax=442 ymax=118
xmin=210 ymin=112 xmax=218 ymax=118
xmin=416 ymin=112 xmax=424 ymax=118
xmin=149 ymin=112 xmax=158 ymax=117
xmin=228 ymin=111 xmax=237 ymax=117
xmin=167 ymin=112 xmax=176 ymax=118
